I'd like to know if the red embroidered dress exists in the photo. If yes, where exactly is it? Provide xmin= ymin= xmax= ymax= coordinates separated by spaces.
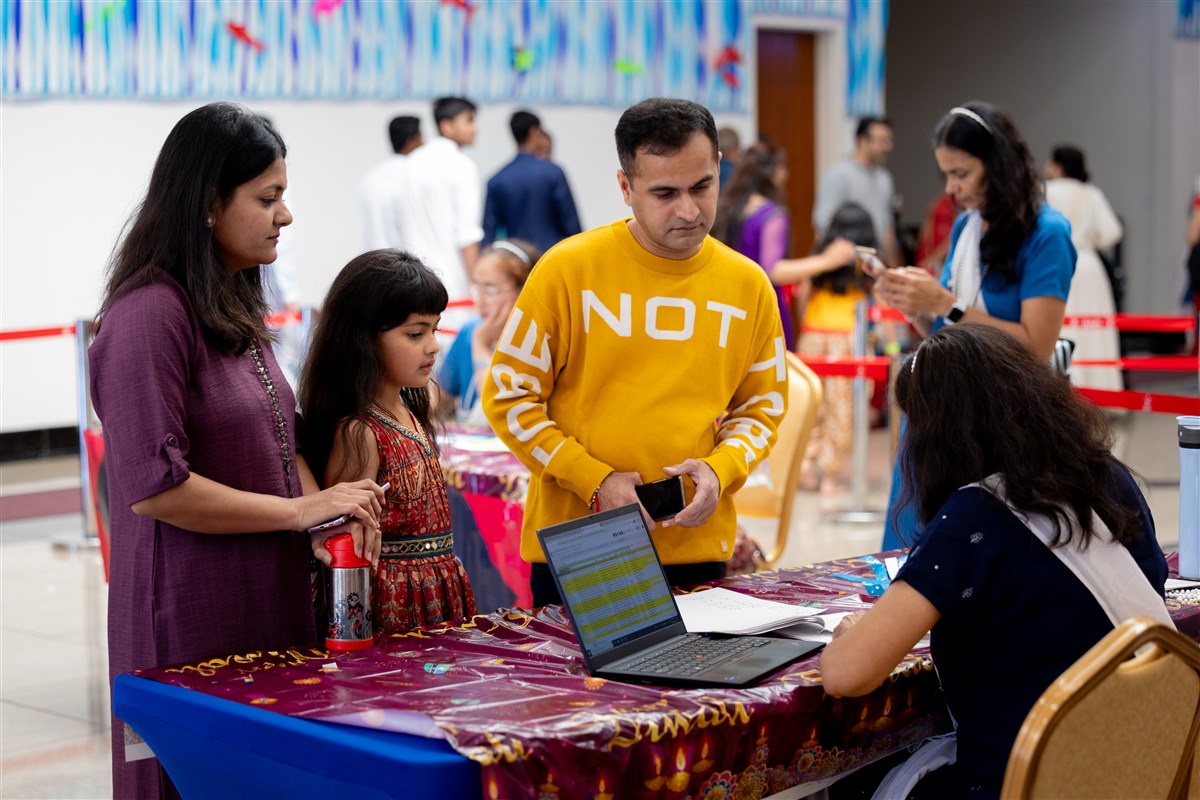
xmin=367 ymin=408 xmax=476 ymax=635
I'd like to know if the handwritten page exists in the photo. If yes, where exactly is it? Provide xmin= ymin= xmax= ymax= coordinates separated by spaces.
xmin=1166 ymin=578 xmax=1200 ymax=591
xmin=767 ymin=612 xmax=853 ymax=644
xmin=675 ymin=588 xmax=822 ymax=635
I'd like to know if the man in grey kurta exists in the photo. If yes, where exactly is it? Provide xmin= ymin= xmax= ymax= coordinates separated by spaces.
xmin=812 ymin=116 xmax=899 ymax=264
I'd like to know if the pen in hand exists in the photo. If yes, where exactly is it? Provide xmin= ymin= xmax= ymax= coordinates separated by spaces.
xmin=306 ymin=481 xmax=391 ymax=534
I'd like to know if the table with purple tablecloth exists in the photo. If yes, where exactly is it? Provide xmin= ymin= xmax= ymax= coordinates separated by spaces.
xmin=123 ymin=552 xmax=1200 ymax=800
xmin=129 ymin=556 xmax=942 ymax=799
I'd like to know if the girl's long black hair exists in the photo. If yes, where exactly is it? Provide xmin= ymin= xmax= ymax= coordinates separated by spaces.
xmin=812 ymin=202 xmax=878 ymax=295
xmin=299 ymin=250 xmax=448 ymax=484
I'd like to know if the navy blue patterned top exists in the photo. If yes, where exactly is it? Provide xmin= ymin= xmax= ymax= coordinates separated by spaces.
xmin=895 ymin=463 xmax=1167 ymax=798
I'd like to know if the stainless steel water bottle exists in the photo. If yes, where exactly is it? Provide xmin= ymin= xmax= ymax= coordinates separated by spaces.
xmin=324 ymin=533 xmax=373 ymax=651
xmin=1179 ymin=416 xmax=1200 ymax=580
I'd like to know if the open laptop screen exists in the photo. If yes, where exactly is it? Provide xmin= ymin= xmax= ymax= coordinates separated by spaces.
xmin=540 ymin=507 xmax=679 ymax=658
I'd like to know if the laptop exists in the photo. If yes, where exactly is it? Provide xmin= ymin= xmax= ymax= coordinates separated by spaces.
xmin=537 ymin=504 xmax=823 ymax=687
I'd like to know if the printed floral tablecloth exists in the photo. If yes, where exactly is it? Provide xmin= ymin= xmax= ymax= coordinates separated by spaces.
xmin=136 ymin=556 xmax=944 ymax=800
xmin=135 ymin=552 xmax=1200 ymax=800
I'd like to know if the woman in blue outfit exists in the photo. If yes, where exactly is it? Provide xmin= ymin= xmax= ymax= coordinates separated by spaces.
xmin=821 ymin=323 xmax=1167 ymax=800
xmin=875 ymin=102 xmax=1076 ymax=549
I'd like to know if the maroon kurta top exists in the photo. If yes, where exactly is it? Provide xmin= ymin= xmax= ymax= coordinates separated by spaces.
xmin=90 ymin=274 xmax=315 ymax=798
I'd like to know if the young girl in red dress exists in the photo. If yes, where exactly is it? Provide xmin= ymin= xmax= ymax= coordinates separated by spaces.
xmin=301 ymin=250 xmax=476 ymax=635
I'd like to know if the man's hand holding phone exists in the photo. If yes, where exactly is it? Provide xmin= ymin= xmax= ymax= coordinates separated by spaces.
xmin=659 ymin=460 xmax=719 ymax=529
xmin=635 ymin=476 xmax=686 ymax=523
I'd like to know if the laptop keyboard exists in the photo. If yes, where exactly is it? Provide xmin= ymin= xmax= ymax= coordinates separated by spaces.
xmin=622 ymin=635 xmax=770 ymax=675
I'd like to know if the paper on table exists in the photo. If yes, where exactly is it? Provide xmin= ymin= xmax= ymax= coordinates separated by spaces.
xmin=675 ymin=587 xmax=821 ymax=635
xmin=1166 ymin=577 xmax=1200 ymax=590
xmin=439 ymin=432 xmax=512 ymax=453
xmin=767 ymin=612 xmax=852 ymax=644
xmin=884 ymin=555 xmax=908 ymax=580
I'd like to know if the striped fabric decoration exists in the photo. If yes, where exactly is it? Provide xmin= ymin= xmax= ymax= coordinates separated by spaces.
xmin=1 ymin=0 xmax=886 ymax=113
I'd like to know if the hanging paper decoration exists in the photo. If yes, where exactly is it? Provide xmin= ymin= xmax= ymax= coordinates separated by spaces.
xmin=84 ymin=1 xmax=125 ymax=33
xmin=313 ymin=0 xmax=345 ymax=19
xmin=226 ymin=22 xmax=267 ymax=53
xmin=441 ymin=0 xmax=477 ymax=20
xmin=714 ymin=45 xmax=742 ymax=89
xmin=512 ymin=47 xmax=536 ymax=72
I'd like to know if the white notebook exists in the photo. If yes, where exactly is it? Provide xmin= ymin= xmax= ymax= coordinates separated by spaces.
xmin=674 ymin=587 xmax=821 ymax=635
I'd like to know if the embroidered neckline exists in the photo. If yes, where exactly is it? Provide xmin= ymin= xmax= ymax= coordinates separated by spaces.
xmin=368 ymin=406 xmax=432 ymax=457
xmin=248 ymin=339 xmax=294 ymax=498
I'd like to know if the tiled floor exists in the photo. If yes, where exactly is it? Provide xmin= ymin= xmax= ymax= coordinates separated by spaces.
xmin=0 ymin=409 xmax=1184 ymax=797
xmin=1 ymin=511 xmax=111 ymax=799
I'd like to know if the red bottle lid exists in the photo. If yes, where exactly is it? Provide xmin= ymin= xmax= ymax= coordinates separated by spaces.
xmin=327 ymin=637 xmax=372 ymax=651
xmin=325 ymin=532 xmax=370 ymax=568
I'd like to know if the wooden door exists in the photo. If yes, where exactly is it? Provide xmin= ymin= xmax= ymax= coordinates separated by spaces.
xmin=756 ymin=30 xmax=816 ymax=258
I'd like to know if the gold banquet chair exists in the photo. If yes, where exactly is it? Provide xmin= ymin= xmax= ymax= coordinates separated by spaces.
xmin=732 ymin=352 xmax=822 ymax=567
xmin=1001 ymin=615 xmax=1200 ymax=800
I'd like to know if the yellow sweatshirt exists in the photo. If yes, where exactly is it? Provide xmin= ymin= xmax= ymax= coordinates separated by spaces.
xmin=482 ymin=219 xmax=788 ymax=565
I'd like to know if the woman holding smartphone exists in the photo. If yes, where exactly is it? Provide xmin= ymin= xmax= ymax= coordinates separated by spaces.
xmin=875 ymin=101 xmax=1076 ymax=549
xmin=90 ymin=103 xmax=385 ymax=798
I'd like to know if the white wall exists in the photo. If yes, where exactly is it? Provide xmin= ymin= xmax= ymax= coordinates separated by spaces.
xmin=885 ymin=0 xmax=1199 ymax=316
xmin=0 ymin=100 xmax=755 ymax=432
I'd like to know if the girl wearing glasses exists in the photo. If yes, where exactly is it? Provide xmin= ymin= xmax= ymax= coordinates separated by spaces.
xmin=438 ymin=239 xmax=541 ymax=426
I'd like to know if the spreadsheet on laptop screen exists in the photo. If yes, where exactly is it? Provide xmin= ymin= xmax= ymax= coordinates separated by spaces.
xmin=543 ymin=511 xmax=678 ymax=657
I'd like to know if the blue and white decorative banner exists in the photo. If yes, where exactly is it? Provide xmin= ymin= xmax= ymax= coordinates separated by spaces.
xmin=1 ymin=0 xmax=887 ymax=114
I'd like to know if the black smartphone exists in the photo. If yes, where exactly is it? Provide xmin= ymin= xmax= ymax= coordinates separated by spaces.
xmin=634 ymin=476 xmax=686 ymax=521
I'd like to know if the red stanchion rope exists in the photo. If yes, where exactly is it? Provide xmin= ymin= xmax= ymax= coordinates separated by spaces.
xmin=0 ymin=297 xmax=478 ymax=342
xmin=799 ymin=354 xmax=1199 ymax=416
xmin=1076 ymin=387 xmax=1200 ymax=416
xmin=0 ymin=324 xmax=77 ymax=342
xmin=798 ymin=355 xmax=891 ymax=381
xmin=868 ymin=306 xmax=908 ymax=324
xmin=1063 ymin=314 xmax=1195 ymax=332
xmin=868 ymin=306 xmax=1196 ymax=333
xmin=1072 ymin=356 xmax=1199 ymax=371
xmin=264 ymin=310 xmax=302 ymax=328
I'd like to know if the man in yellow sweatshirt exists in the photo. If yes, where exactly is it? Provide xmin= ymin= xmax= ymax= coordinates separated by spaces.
xmin=482 ymin=98 xmax=789 ymax=606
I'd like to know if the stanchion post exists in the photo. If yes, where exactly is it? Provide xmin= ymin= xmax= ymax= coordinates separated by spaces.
xmin=829 ymin=300 xmax=884 ymax=524
xmin=75 ymin=319 xmax=92 ymax=536
xmin=54 ymin=319 xmax=100 ymax=552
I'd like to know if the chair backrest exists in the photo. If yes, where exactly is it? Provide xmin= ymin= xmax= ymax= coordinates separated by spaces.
xmin=732 ymin=352 xmax=822 ymax=567
xmin=1001 ymin=615 xmax=1200 ymax=800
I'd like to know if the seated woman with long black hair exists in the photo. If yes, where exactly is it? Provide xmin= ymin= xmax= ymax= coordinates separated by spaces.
xmin=820 ymin=323 xmax=1169 ymax=800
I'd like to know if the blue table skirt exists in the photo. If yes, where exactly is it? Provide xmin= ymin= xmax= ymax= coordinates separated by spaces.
xmin=113 ymin=674 xmax=481 ymax=799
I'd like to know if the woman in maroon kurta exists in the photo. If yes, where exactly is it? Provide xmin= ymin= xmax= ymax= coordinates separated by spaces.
xmin=90 ymin=103 xmax=386 ymax=799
